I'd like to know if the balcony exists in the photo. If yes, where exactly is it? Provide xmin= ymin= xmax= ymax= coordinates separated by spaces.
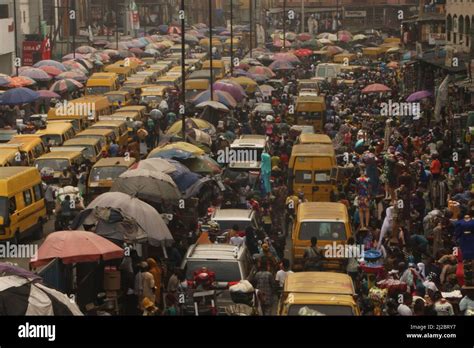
xmin=0 ymin=18 xmax=15 ymax=55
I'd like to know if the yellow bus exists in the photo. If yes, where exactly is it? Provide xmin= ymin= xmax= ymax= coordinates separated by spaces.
xmin=89 ymin=120 xmax=129 ymax=147
xmin=295 ymin=95 xmax=326 ymax=133
xmin=0 ymin=149 xmax=20 ymax=167
xmin=202 ymin=60 xmax=226 ymax=79
xmin=88 ymin=157 xmax=136 ymax=196
xmin=0 ymin=167 xmax=47 ymax=242
xmin=35 ymin=122 xmax=76 ymax=146
xmin=288 ymin=144 xmax=337 ymax=202
xmin=296 ymin=133 xmax=332 ymax=145
xmin=104 ymin=91 xmax=133 ymax=109
xmin=104 ymin=64 xmax=133 ymax=83
xmin=74 ymin=128 xmax=116 ymax=154
xmin=5 ymin=135 xmax=48 ymax=165
xmin=85 ymin=72 xmax=120 ymax=95
xmin=62 ymin=138 xmax=103 ymax=163
xmin=34 ymin=150 xmax=85 ymax=182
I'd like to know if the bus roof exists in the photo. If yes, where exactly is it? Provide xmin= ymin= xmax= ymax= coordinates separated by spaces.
xmin=36 ymin=151 xmax=83 ymax=160
xmin=298 ymin=133 xmax=332 ymax=144
xmin=92 ymin=157 xmax=136 ymax=168
xmin=63 ymin=138 xmax=100 ymax=146
xmin=283 ymin=272 xmax=355 ymax=295
xmin=297 ymin=202 xmax=348 ymax=221
xmin=290 ymin=144 xmax=335 ymax=157
xmin=36 ymin=123 xmax=73 ymax=134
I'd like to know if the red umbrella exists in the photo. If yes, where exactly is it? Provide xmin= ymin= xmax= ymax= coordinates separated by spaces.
xmin=38 ymin=65 xmax=63 ymax=77
xmin=30 ymin=230 xmax=124 ymax=268
xmin=361 ymin=83 xmax=391 ymax=94
xmin=294 ymin=49 xmax=313 ymax=57
xmin=168 ymin=26 xmax=181 ymax=34
xmin=297 ymin=33 xmax=312 ymax=41
xmin=7 ymin=76 xmax=36 ymax=88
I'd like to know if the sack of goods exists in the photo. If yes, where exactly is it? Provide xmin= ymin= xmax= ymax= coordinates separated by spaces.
xmin=229 ymin=280 xmax=255 ymax=305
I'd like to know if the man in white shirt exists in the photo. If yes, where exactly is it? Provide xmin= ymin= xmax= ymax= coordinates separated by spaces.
xmin=275 ymin=259 xmax=293 ymax=287
xmin=230 ymin=234 xmax=244 ymax=247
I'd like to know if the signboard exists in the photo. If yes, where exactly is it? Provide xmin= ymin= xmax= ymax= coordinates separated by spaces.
xmin=344 ymin=10 xmax=366 ymax=18
xmin=22 ymin=41 xmax=42 ymax=66
xmin=428 ymin=33 xmax=446 ymax=45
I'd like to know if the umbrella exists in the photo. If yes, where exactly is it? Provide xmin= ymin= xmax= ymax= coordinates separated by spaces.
xmin=50 ymin=79 xmax=83 ymax=93
xmin=103 ymin=49 xmax=119 ymax=57
xmin=196 ymin=101 xmax=230 ymax=112
xmin=38 ymin=65 xmax=63 ymax=77
xmin=387 ymin=47 xmax=400 ymax=53
xmin=387 ymin=61 xmax=399 ymax=69
xmin=0 ymin=262 xmax=42 ymax=281
xmin=269 ymin=60 xmax=295 ymax=71
xmin=74 ymin=192 xmax=173 ymax=247
xmin=192 ymin=90 xmax=237 ymax=108
xmin=232 ymin=69 xmax=254 ymax=78
xmin=230 ymin=76 xmax=259 ymax=93
xmin=406 ymin=90 xmax=432 ymax=102
xmin=33 ymin=60 xmax=67 ymax=71
xmin=111 ymin=169 xmax=181 ymax=203
xmin=253 ymin=103 xmax=274 ymax=114
xmin=236 ymin=63 xmax=250 ymax=70
xmin=7 ymin=76 xmax=36 ymax=88
xmin=166 ymin=118 xmax=216 ymax=136
xmin=105 ymin=42 xmax=129 ymax=50
xmin=297 ymin=33 xmax=312 ymax=41
xmin=75 ymin=45 xmax=96 ymax=54
xmin=294 ymin=49 xmax=313 ymax=57
xmin=129 ymin=47 xmax=144 ymax=55
xmin=56 ymin=71 xmax=87 ymax=83
xmin=19 ymin=68 xmax=52 ymax=82
xmin=183 ymin=156 xmax=222 ymax=175
xmin=0 ymin=74 xmax=12 ymax=86
xmin=0 ymin=275 xmax=83 ymax=315
xmin=149 ymin=148 xmax=196 ymax=160
xmin=361 ymin=83 xmax=391 ymax=94
xmin=150 ymin=142 xmax=205 ymax=157
xmin=353 ymin=34 xmax=367 ymax=41
xmin=63 ymin=60 xmax=88 ymax=74
xmin=118 ymin=50 xmax=136 ymax=58
xmin=285 ymin=32 xmax=297 ymax=41
xmin=301 ymin=39 xmax=320 ymax=48
xmin=74 ymin=58 xmax=94 ymax=70
xmin=338 ymin=33 xmax=351 ymax=43
xmin=248 ymin=66 xmax=276 ymax=78
xmin=136 ymin=158 xmax=177 ymax=174
xmin=0 ymin=87 xmax=39 ymax=105
xmin=213 ymin=81 xmax=246 ymax=101
xmin=318 ymin=38 xmax=333 ymax=45
xmin=258 ymin=84 xmax=275 ymax=97
xmin=62 ymin=53 xmax=86 ymax=61
xmin=323 ymin=45 xmax=344 ymax=56
xmin=168 ymin=26 xmax=181 ymax=34
xmin=30 ymin=230 xmax=124 ymax=267
xmin=158 ymin=24 xmax=169 ymax=34
xmin=37 ymin=90 xmax=60 ymax=99
xmin=273 ymin=39 xmax=291 ymax=48
xmin=272 ymin=52 xmax=301 ymax=64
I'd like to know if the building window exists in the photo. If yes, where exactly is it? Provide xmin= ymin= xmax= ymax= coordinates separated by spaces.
xmin=0 ymin=4 xmax=9 ymax=19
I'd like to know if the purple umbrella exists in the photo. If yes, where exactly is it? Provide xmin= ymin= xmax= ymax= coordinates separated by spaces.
xmin=19 ymin=68 xmax=52 ymax=82
xmin=62 ymin=53 xmax=86 ymax=61
xmin=37 ymin=90 xmax=60 ymax=99
xmin=232 ymin=69 xmax=254 ymax=78
xmin=213 ymin=80 xmax=246 ymax=102
xmin=269 ymin=59 xmax=295 ymax=71
xmin=0 ymin=262 xmax=42 ymax=281
xmin=406 ymin=90 xmax=432 ymax=102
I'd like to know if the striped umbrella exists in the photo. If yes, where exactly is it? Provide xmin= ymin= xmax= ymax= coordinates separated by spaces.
xmin=7 ymin=76 xmax=37 ymax=88
xmin=33 ymin=60 xmax=67 ymax=72
xmin=38 ymin=65 xmax=63 ymax=77
xmin=19 ymin=68 xmax=52 ymax=82
xmin=213 ymin=80 xmax=247 ymax=102
xmin=37 ymin=90 xmax=60 ymax=99
xmin=248 ymin=66 xmax=276 ymax=78
xmin=0 ymin=87 xmax=40 ymax=105
xmin=192 ymin=90 xmax=237 ymax=108
xmin=74 ymin=58 xmax=94 ymax=70
xmin=56 ymin=71 xmax=87 ymax=83
xmin=50 ymin=79 xmax=83 ymax=93
xmin=269 ymin=60 xmax=295 ymax=71
xmin=75 ymin=45 xmax=97 ymax=54
xmin=63 ymin=60 xmax=88 ymax=74
xmin=62 ymin=53 xmax=86 ymax=61
xmin=272 ymin=52 xmax=301 ymax=64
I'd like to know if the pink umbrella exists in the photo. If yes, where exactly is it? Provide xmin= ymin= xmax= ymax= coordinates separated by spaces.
xmin=37 ymin=90 xmax=60 ymax=99
xmin=361 ymin=83 xmax=391 ymax=94
xmin=213 ymin=80 xmax=247 ymax=102
xmin=19 ymin=68 xmax=52 ymax=82
xmin=297 ymin=33 xmax=312 ymax=41
xmin=269 ymin=60 xmax=295 ymax=71
xmin=324 ymin=45 xmax=344 ymax=56
xmin=30 ymin=230 xmax=124 ymax=268
xmin=63 ymin=60 xmax=88 ymax=74
xmin=62 ymin=53 xmax=86 ymax=61
xmin=248 ymin=66 xmax=276 ymax=78
xmin=273 ymin=52 xmax=301 ymax=64
xmin=56 ymin=71 xmax=88 ymax=83
xmin=273 ymin=39 xmax=291 ymax=48
xmin=38 ymin=65 xmax=63 ymax=77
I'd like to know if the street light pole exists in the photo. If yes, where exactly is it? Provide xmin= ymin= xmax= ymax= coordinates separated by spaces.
xmin=209 ymin=0 xmax=214 ymax=100
xmin=301 ymin=0 xmax=304 ymax=33
xmin=181 ymin=0 xmax=186 ymax=141
xmin=230 ymin=0 xmax=233 ymax=75
xmin=249 ymin=0 xmax=253 ymax=57
xmin=13 ymin=0 xmax=19 ymax=76
xmin=71 ymin=0 xmax=76 ymax=59
xmin=115 ymin=1 xmax=119 ymax=49
xmin=283 ymin=0 xmax=286 ymax=51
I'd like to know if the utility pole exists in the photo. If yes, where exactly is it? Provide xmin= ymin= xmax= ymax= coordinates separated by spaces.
xmin=71 ymin=0 xmax=76 ymax=59
xmin=283 ymin=0 xmax=286 ymax=50
xmin=230 ymin=0 xmax=233 ymax=75
xmin=13 ymin=0 xmax=19 ymax=76
xmin=115 ymin=1 xmax=119 ymax=49
xmin=301 ymin=0 xmax=304 ymax=33
xmin=249 ymin=0 xmax=253 ymax=57
xmin=209 ymin=0 xmax=214 ymax=100
xmin=181 ymin=0 xmax=186 ymax=141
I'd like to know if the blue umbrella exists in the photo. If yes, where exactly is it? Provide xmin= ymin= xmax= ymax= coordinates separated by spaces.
xmin=0 ymin=87 xmax=40 ymax=105
xmin=149 ymin=149 xmax=196 ymax=160
xmin=166 ymin=159 xmax=202 ymax=192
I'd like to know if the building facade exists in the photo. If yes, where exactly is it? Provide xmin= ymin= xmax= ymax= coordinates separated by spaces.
xmin=446 ymin=0 xmax=474 ymax=53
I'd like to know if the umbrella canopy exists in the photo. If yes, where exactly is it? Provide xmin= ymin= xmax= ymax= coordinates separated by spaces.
xmin=136 ymin=158 xmax=177 ymax=174
xmin=361 ymin=83 xmax=391 ymax=94
xmin=0 ymin=87 xmax=39 ymax=105
xmin=230 ymin=76 xmax=259 ymax=93
xmin=103 ymin=49 xmax=119 ymax=57
xmin=318 ymin=38 xmax=334 ymax=45
xmin=196 ymin=101 xmax=230 ymax=112
xmin=7 ymin=76 xmax=36 ymax=88
xmin=248 ymin=66 xmax=276 ymax=78
xmin=105 ymin=42 xmax=129 ymax=50
xmin=168 ymin=26 xmax=181 ymax=34
xmin=74 ymin=58 xmax=94 ymax=70
xmin=118 ymin=50 xmax=136 ymax=58
xmin=183 ymin=156 xmax=222 ymax=175
xmin=294 ymin=48 xmax=313 ymax=57
xmin=253 ymin=103 xmax=275 ymax=114
xmin=111 ymin=169 xmax=181 ymax=203
xmin=62 ymin=53 xmax=86 ymax=61
xmin=56 ymin=71 xmax=87 ymax=83
xmin=273 ymin=52 xmax=301 ymax=64
xmin=272 ymin=38 xmax=292 ymax=48
xmin=213 ymin=80 xmax=246 ymax=101
xmin=0 ymin=275 xmax=83 ymax=315
xmin=75 ymin=45 xmax=97 ymax=54
xmin=323 ymin=45 xmax=344 ymax=56
xmin=258 ymin=84 xmax=275 ymax=97
xmin=76 ymin=192 xmax=173 ymax=247
xmin=353 ymin=34 xmax=367 ymax=41
xmin=297 ymin=33 xmax=312 ymax=41
xmin=37 ymin=90 xmax=60 ymax=99
xmin=63 ymin=60 xmax=89 ymax=74
xmin=0 ymin=262 xmax=42 ymax=281
xmin=406 ymin=90 xmax=432 ymax=102
xmin=192 ymin=90 xmax=237 ymax=108
xmin=50 ymin=79 xmax=83 ymax=93
xmin=33 ymin=60 xmax=67 ymax=72
xmin=19 ymin=68 xmax=52 ymax=82
xmin=166 ymin=117 xmax=216 ymax=136
xmin=0 ymin=74 xmax=12 ymax=86
xmin=150 ymin=142 xmax=205 ymax=157
xmin=30 ymin=230 xmax=124 ymax=267
xmin=269 ymin=60 xmax=295 ymax=71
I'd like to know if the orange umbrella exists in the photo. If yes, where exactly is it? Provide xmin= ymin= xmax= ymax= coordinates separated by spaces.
xmin=30 ymin=230 xmax=124 ymax=268
xmin=7 ymin=76 xmax=36 ymax=88
xmin=361 ymin=83 xmax=391 ymax=94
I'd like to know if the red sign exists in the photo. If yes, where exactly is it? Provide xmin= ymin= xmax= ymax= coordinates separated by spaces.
xmin=40 ymin=38 xmax=51 ymax=60
xmin=22 ymin=41 xmax=42 ymax=66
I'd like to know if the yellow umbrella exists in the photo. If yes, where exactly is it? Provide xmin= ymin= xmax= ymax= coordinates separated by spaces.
xmin=149 ymin=141 xmax=205 ymax=157
xmin=231 ymin=76 xmax=258 ymax=93
xmin=165 ymin=117 xmax=215 ymax=136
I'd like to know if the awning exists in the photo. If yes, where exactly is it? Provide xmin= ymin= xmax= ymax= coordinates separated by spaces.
xmin=269 ymin=7 xmax=338 ymax=14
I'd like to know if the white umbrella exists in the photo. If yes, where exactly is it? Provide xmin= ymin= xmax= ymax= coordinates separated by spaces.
xmin=196 ymin=101 xmax=230 ymax=112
